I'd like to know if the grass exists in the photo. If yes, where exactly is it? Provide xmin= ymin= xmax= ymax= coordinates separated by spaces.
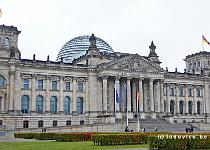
xmin=0 ymin=141 xmax=149 ymax=150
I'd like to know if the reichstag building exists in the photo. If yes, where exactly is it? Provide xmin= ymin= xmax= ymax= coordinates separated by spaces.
xmin=0 ymin=24 xmax=210 ymax=130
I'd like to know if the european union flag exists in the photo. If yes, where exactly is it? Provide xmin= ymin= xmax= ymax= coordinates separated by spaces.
xmin=116 ymin=90 xmax=120 ymax=103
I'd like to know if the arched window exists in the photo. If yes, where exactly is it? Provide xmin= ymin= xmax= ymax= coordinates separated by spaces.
xmin=77 ymin=97 xmax=83 ymax=114
xmin=36 ymin=96 xmax=43 ymax=113
xmin=21 ymin=95 xmax=29 ymax=113
xmin=5 ymin=37 xmax=10 ymax=49
xmin=50 ymin=96 xmax=57 ymax=114
xmin=197 ymin=101 xmax=201 ymax=115
xmin=170 ymin=100 xmax=175 ymax=115
xmin=188 ymin=101 xmax=193 ymax=115
xmin=179 ymin=100 xmax=184 ymax=115
xmin=0 ymin=75 xmax=6 ymax=88
xmin=64 ymin=96 xmax=70 ymax=114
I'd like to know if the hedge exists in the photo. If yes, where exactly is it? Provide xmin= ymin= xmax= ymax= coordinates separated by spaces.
xmin=14 ymin=132 xmax=94 ymax=142
xmin=149 ymin=137 xmax=210 ymax=150
xmin=92 ymin=133 xmax=149 ymax=145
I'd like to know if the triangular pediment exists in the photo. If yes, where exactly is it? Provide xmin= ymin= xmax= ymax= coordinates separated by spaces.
xmin=98 ymin=54 xmax=164 ymax=73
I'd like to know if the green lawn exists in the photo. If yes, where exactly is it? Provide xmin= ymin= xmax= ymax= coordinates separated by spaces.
xmin=0 ymin=141 xmax=148 ymax=150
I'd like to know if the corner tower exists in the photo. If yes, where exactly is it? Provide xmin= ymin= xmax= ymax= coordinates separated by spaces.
xmin=148 ymin=41 xmax=161 ymax=66
xmin=0 ymin=24 xmax=21 ymax=60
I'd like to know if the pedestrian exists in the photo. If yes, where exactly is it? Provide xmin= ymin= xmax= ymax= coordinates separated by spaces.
xmin=185 ymin=127 xmax=188 ymax=133
xmin=154 ymin=127 xmax=158 ymax=131
xmin=142 ymin=127 xmax=145 ymax=132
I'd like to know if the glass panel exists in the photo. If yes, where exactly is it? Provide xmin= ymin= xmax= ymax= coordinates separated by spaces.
xmin=170 ymin=100 xmax=174 ymax=115
xmin=65 ymin=82 xmax=71 ymax=91
xmin=23 ymin=79 xmax=29 ymax=89
xmin=38 ymin=80 xmax=43 ymax=90
xmin=36 ymin=96 xmax=43 ymax=113
xmin=0 ymin=76 xmax=5 ymax=88
xmin=197 ymin=101 xmax=201 ymax=115
xmin=78 ymin=82 xmax=83 ymax=92
xmin=21 ymin=95 xmax=29 ymax=113
xmin=52 ymin=81 xmax=57 ymax=90
xmin=38 ymin=120 xmax=43 ymax=128
xmin=179 ymin=101 xmax=184 ymax=115
xmin=188 ymin=101 xmax=192 ymax=115
xmin=77 ymin=97 xmax=83 ymax=114
xmin=64 ymin=96 xmax=70 ymax=114
xmin=50 ymin=96 xmax=57 ymax=114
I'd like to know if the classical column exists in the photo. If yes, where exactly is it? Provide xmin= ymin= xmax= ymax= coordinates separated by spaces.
xmin=160 ymin=80 xmax=164 ymax=113
xmin=72 ymin=77 xmax=77 ymax=114
xmin=131 ymin=80 xmax=136 ymax=112
xmin=127 ymin=77 xmax=131 ymax=112
xmin=1 ymin=96 xmax=4 ymax=113
xmin=149 ymin=78 xmax=154 ymax=112
xmin=176 ymin=84 xmax=179 ymax=115
xmin=156 ymin=80 xmax=161 ymax=113
xmin=31 ymin=75 xmax=36 ymax=113
xmin=45 ymin=76 xmax=50 ymax=113
xmin=102 ymin=76 xmax=108 ymax=112
xmin=59 ymin=76 xmax=64 ymax=114
xmin=166 ymin=83 xmax=170 ymax=114
xmin=115 ymin=76 xmax=120 ymax=112
xmin=184 ymin=84 xmax=188 ymax=114
xmin=85 ymin=78 xmax=89 ymax=113
xmin=8 ymin=71 xmax=15 ymax=112
xmin=193 ymin=85 xmax=197 ymax=115
xmin=139 ymin=78 xmax=143 ymax=112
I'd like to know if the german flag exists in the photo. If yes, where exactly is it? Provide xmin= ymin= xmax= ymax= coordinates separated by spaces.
xmin=0 ymin=8 xmax=2 ymax=18
xmin=202 ymin=35 xmax=210 ymax=45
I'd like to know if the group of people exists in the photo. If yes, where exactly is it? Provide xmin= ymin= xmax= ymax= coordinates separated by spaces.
xmin=125 ymin=126 xmax=158 ymax=132
xmin=186 ymin=125 xmax=193 ymax=133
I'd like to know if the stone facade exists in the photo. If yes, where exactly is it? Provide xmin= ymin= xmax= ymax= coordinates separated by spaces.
xmin=0 ymin=25 xmax=210 ymax=130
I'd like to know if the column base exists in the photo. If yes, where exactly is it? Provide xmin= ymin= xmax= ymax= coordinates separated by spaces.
xmin=44 ymin=111 xmax=50 ymax=114
xmin=72 ymin=111 xmax=78 ymax=116
xmin=128 ymin=112 xmax=133 ymax=119
xmin=115 ymin=112 xmax=122 ymax=119
xmin=58 ymin=111 xmax=64 ymax=115
xmin=150 ymin=112 xmax=156 ymax=119
xmin=30 ymin=111 xmax=36 ymax=115
xmin=140 ymin=112 xmax=146 ymax=119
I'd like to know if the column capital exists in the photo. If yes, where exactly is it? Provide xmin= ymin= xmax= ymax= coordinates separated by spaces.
xmin=9 ymin=70 xmax=15 ymax=75
xmin=102 ymin=75 xmax=108 ymax=79
xmin=114 ymin=76 xmax=121 ymax=80
xmin=127 ymin=76 xmax=132 ymax=80
xmin=149 ymin=78 xmax=154 ymax=82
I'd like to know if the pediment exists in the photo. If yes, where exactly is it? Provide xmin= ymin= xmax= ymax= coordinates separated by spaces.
xmin=98 ymin=54 xmax=164 ymax=73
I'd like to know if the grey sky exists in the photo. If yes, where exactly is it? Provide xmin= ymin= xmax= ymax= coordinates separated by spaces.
xmin=1 ymin=0 xmax=210 ymax=71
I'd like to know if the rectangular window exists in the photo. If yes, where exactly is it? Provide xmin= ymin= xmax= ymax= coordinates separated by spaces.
xmin=38 ymin=80 xmax=44 ymax=90
xmin=38 ymin=120 xmax=43 ymax=128
xmin=78 ymin=82 xmax=83 ymax=92
xmin=197 ymin=88 xmax=202 ymax=97
xmin=179 ymin=87 xmax=184 ymax=97
xmin=188 ymin=88 xmax=193 ymax=97
xmin=53 ymin=120 xmax=57 ymax=127
xmin=170 ymin=88 xmax=175 ymax=96
xmin=65 ymin=82 xmax=71 ymax=91
xmin=52 ymin=81 xmax=57 ymax=90
xmin=23 ymin=79 xmax=29 ymax=89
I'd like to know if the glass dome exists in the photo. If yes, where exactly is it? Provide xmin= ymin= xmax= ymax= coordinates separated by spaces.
xmin=56 ymin=35 xmax=114 ymax=63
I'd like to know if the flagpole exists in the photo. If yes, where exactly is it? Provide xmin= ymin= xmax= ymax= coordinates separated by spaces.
xmin=202 ymin=35 xmax=205 ymax=51
xmin=136 ymin=88 xmax=139 ymax=132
